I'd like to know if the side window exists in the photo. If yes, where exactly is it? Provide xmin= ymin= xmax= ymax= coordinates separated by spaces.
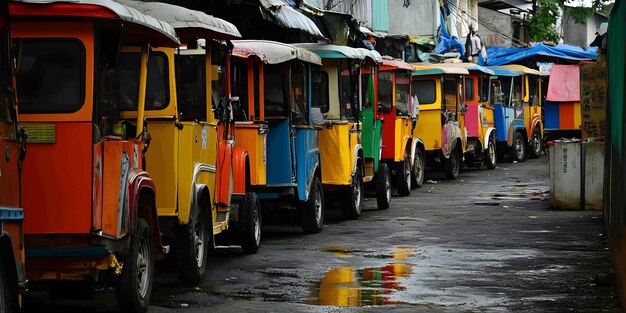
xmin=377 ymin=71 xmax=393 ymax=113
xmin=500 ymin=77 xmax=512 ymax=107
xmin=264 ymin=64 xmax=287 ymax=118
xmin=176 ymin=53 xmax=206 ymax=121
xmin=116 ymin=51 xmax=169 ymax=111
xmin=0 ymin=16 xmax=15 ymax=125
xmin=491 ymin=80 xmax=503 ymax=105
xmin=15 ymin=39 xmax=85 ymax=114
xmin=312 ymin=69 xmax=329 ymax=113
xmin=528 ymin=76 xmax=539 ymax=107
xmin=211 ymin=41 xmax=228 ymax=119
xmin=465 ymin=77 xmax=475 ymax=101
xmin=290 ymin=62 xmax=308 ymax=125
xmin=512 ymin=76 xmax=524 ymax=107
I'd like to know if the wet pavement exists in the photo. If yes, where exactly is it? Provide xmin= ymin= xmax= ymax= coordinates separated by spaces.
xmin=26 ymin=156 xmax=621 ymax=312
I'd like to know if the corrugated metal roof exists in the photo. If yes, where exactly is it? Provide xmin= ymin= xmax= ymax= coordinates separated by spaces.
xmin=259 ymin=0 xmax=324 ymax=38
xmin=232 ymin=40 xmax=322 ymax=65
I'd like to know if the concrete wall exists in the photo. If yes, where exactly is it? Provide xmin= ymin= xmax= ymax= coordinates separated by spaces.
xmin=562 ymin=11 xmax=608 ymax=47
xmin=387 ymin=0 xmax=438 ymax=36
xmin=477 ymin=6 xmax=513 ymax=46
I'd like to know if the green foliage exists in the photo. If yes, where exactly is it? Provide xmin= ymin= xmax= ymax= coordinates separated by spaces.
xmin=525 ymin=0 xmax=561 ymax=42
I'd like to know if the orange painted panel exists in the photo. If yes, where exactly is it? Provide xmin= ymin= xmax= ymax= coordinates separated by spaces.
xmin=215 ymin=139 xmax=232 ymax=207
xmin=559 ymin=102 xmax=575 ymax=129
xmin=101 ymin=141 xmax=122 ymax=238
xmin=0 ymin=123 xmax=19 ymax=209
xmin=92 ymin=141 xmax=103 ymax=231
xmin=22 ymin=122 xmax=92 ymax=234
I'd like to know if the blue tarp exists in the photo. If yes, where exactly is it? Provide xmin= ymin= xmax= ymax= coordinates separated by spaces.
xmin=434 ymin=7 xmax=464 ymax=56
xmin=478 ymin=43 xmax=598 ymax=66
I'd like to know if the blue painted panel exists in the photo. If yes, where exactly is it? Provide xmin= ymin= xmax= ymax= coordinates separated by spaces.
xmin=295 ymin=128 xmax=320 ymax=201
xmin=494 ymin=103 xmax=507 ymax=141
xmin=544 ymin=101 xmax=560 ymax=129
xmin=0 ymin=207 xmax=24 ymax=221
xmin=266 ymin=119 xmax=293 ymax=185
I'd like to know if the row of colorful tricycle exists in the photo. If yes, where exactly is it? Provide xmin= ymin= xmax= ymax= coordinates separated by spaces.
xmin=0 ymin=1 xmax=544 ymax=312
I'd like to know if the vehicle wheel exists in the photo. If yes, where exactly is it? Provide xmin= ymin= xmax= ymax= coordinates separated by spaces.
xmin=444 ymin=146 xmax=460 ymax=179
xmin=396 ymin=153 xmax=411 ymax=196
xmin=528 ymin=128 xmax=542 ymax=159
xmin=484 ymin=134 xmax=497 ymax=170
xmin=342 ymin=168 xmax=364 ymax=220
xmin=512 ymin=132 xmax=526 ymax=162
xmin=301 ymin=177 xmax=324 ymax=234
xmin=376 ymin=163 xmax=391 ymax=210
xmin=176 ymin=202 xmax=209 ymax=284
xmin=0 ymin=258 xmax=13 ymax=313
xmin=240 ymin=192 xmax=262 ymax=254
xmin=116 ymin=218 xmax=153 ymax=313
xmin=411 ymin=147 xmax=425 ymax=188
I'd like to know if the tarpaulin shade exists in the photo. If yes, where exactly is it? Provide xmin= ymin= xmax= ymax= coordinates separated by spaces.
xmin=547 ymin=65 xmax=580 ymax=102
xmin=478 ymin=43 xmax=598 ymax=66
xmin=259 ymin=0 xmax=324 ymax=38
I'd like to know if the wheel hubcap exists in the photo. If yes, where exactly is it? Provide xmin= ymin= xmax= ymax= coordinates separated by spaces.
xmin=314 ymin=189 xmax=322 ymax=225
xmin=516 ymin=139 xmax=523 ymax=159
xmin=194 ymin=218 xmax=205 ymax=268
xmin=353 ymin=177 xmax=361 ymax=211
xmin=137 ymin=236 xmax=150 ymax=299
xmin=533 ymin=134 xmax=541 ymax=154
xmin=385 ymin=173 xmax=391 ymax=203
xmin=253 ymin=203 xmax=261 ymax=245
xmin=414 ymin=153 xmax=423 ymax=183
xmin=405 ymin=159 xmax=411 ymax=189
xmin=489 ymin=142 xmax=496 ymax=163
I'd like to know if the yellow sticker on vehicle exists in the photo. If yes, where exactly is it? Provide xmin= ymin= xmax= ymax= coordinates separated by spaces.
xmin=19 ymin=124 xmax=56 ymax=144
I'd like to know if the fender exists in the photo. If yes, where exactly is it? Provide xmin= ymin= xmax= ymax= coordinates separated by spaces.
xmin=483 ymin=127 xmax=496 ymax=150
xmin=305 ymin=162 xmax=320 ymax=201
xmin=192 ymin=184 xmax=213 ymax=248
xmin=231 ymin=146 xmax=248 ymax=195
xmin=531 ymin=114 xmax=541 ymax=134
xmin=409 ymin=138 xmax=422 ymax=166
xmin=351 ymin=144 xmax=363 ymax=175
xmin=128 ymin=170 xmax=165 ymax=257
xmin=448 ymin=135 xmax=462 ymax=157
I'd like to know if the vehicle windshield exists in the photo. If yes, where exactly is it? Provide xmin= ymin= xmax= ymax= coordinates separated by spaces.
xmin=479 ymin=74 xmax=491 ymax=103
xmin=340 ymin=68 xmax=358 ymax=120
xmin=443 ymin=75 xmax=458 ymax=112
xmin=290 ymin=62 xmax=308 ymax=125
xmin=15 ymin=39 xmax=85 ymax=114
xmin=377 ymin=71 xmax=392 ymax=113
xmin=211 ymin=41 xmax=228 ymax=120
xmin=176 ymin=53 xmax=206 ymax=121
xmin=499 ymin=76 xmax=513 ymax=106
xmin=116 ymin=51 xmax=169 ymax=111
xmin=361 ymin=71 xmax=373 ymax=109
xmin=0 ymin=13 xmax=15 ymax=125
xmin=264 ymin=64 xmax=288 ymax=118
xmin=465 ymin=77 xmax=475 ymax=102
xmin=412 ymin=80 xmax=436 ymax=105
xmin=312 ymin=68 xmax=329 ymax=113
xmin=396 ymin=72 xmax=410 ymax=116
xmin=511 ymin=76 xmax=524 ymax=107
xmin=528 ymin=75 xmax=540 ymax=107
xmin=231 ymin=58 xmax=249 ymax=121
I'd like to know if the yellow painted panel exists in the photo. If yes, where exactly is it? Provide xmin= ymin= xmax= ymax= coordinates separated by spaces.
xmin=395 ymin=118 xmax=412 ymax=162
xmin=145 ymin=121 xmax=178 ymax=217
xmin=234 ymin=124 xmax=267 ymax=186
xmin=414 ymin=109 xmax=442 ymax=152
xmin=319 ymin=123 xmax=352 ymax=185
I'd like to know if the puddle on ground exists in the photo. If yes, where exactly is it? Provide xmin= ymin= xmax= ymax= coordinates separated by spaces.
xmin=307 ymin=246 xmax=417 ymax=306
xmin=475 ymin=184 xmax=549 ymax=201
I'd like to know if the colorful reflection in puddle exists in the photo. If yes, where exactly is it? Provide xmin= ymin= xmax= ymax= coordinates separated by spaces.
xmin=308 ymin=246 xmax=417 ymax=306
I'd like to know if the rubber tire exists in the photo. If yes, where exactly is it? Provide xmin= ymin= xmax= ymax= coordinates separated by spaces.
xmin=484 ymin=134 xmax=497 ymax=170
xmin=240 ymin=192 xmax=262 ymax=254
xmin=301 ymin=177 xmax=324 ymax=234
xmin=411 ymin=147 xmax=425 ymax=188
xmin=116 ymin=218 xmax=153 ymax=313
xmin=512 ymin=132 xmax=526 ymax=162
xmin=444 ymin=146 xmax=460 ymax=179
xmin=342 ymin=169 xmax=364 ymax=220
xmin=176 ymin=203 xmax=209 ymax=284
xmin=528 ymin=128 xmax=542 ymax=159
xmin=375 ymin=163 xmax=391 ymax=210
xmin=0 ymin=257 xmax=13 ymax=313
xmin=396 ymin=153 xmax=411 ymax=196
